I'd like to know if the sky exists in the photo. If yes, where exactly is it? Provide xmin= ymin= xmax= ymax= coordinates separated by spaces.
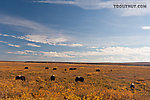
xmin=1 ymin=0 xmax=150 ymax=62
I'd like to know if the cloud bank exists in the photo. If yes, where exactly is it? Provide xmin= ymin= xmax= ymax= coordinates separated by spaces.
xmin=8 ymin=50 xmax=73 ymax=58
xmin=141 ymin=26 xmax=150 ymax=29
xmin=0 ymin=40 xmax=20 ymax=48
xmin=0 ymin=15 xmax=69 ymax=44
xmin=34 ymin=0 xmax=150 ymax=16
xmin=7 ymin=46 xmax=150 ymax=62
xmin=27 ymin=43 xmax=41 ymax=47
xmin=0 ymin=15 xmax=84 ymax=47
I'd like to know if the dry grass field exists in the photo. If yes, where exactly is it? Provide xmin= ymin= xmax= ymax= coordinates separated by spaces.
xmin=0 ymin=61 xmax=150 ymax=100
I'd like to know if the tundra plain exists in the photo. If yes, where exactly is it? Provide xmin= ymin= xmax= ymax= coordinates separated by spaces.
xmin=0 ymin=61 xmax=150 ymax=99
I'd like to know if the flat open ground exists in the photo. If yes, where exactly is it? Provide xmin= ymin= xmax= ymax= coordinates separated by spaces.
xmin=0 ymin=61 xmax=150 ymax=99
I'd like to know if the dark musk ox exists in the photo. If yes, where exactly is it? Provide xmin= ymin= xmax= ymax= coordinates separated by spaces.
xmin=75 ymin=76 xmax=84 ymax=82
xmin=53 ymin=68 xmax=57 ymax=70
xmin=69 ymin=68 xmax=77 ymax=70
xmin=64 ymin=69 xmax=67 ymax=71
xmin=45 ymin=67 xmax=49 ymax=69
xmin=51 ymin=75 xmax=55 ymax=81
xmin=24 ymin=67 xmax=28 ymax=69
xmin=15 ymin=75 xmax=25 ymax=81
xmin=96 ymin=69 xmax=100 ymax=72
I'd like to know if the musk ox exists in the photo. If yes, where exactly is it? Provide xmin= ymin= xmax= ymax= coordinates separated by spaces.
xmin=130 ymin=83 xmax=135 ymax=90
xmin=24 ymin=67 xmax=28 ymax=69
xmin=69 ymin=68 xmax=77 ymax=70
xmin=51 ymin=75 xmax=55 ymax=81
xmin=96 ymin=69 xmax=100 ymax=72
xmin=53 ymin=68 xmax=57 ymax=70
xmin=45 ymin=67 xmax=49 ymax=69
xmin=75 ymin=76 xmax=84 ymax=82
xmin=64 ymin=69 xmax=67 ymax=71
xmin=15 ymin=75 xmax=25 ymax=81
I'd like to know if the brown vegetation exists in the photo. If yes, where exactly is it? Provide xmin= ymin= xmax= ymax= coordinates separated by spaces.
xmin=0 ymin=62 xmax=150 ymax=99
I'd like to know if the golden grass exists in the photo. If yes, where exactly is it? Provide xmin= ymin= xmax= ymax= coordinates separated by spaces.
xmin=0 ymin=62 xmax=150 ymax=99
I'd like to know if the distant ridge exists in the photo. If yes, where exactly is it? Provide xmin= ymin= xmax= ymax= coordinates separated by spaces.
xmin=1 ymin=61 xmax=150 ymax=66
xmin=24 ymin=61 xmax=150 ymax=66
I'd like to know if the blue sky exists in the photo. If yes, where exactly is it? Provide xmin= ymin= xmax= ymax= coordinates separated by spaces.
xmin=1 ymin=0 xmax=150 ymax=62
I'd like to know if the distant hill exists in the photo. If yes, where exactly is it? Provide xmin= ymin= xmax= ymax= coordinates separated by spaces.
xmin=24 ymin=61 xmax=150 ymax=66
xmin=1 ymin=61 xmax=150 ymax=66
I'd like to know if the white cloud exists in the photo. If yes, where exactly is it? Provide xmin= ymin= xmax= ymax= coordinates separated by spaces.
xmin=57 ymin=43 xmax=83 ymax=47
xmin=41 ymin=51 xmax=73 ymax=57
xmin=8 ymin=51 xmax=27 ymax=55
xmin=7 ymin=44 xmax=20 ymax=48
xmin=27 ymin=43 xmax=41 ymax=47
xmin=22 ymin=34 xmax=68 ymax=44
xmin=62 ymin=46 xmax=150 ymax=61
xmin=34 ymin=0 xmax=74 ymax=4
xmin=88 ymin=46 xmax=99 ymax=49
xmin=63 ymin=47 xmax=150 ymax=56
xmin=0 ymin=15 xmax=69 ymax=44
xmin=0 ymin=15 xmax=54 ymax=34
xmin=0 ymin=41 xmax=8 ymax=44
xmin=7 ymin=50 xmax=73 ymax=58
xmin=141 ymin=26 xmax=150 ymax=29
xmin=7 ymin=46 xmax=150 ymax=62
xmin=95 ymin=47 xmax=150 ymax=56
xmin=34 ymin=0 xmax=113 ymax=9
xmin=69 ymin=43 xmax=83 ymax=47
xmin=8 ymin=50 xmax=41 ymax=55
xmin=0 ymin=40 xmax=20 ymax=47
xmin=0 ymin=33 xmax=83 ymax=47
xmin=34 ymin=0 xmax=150 ymax=16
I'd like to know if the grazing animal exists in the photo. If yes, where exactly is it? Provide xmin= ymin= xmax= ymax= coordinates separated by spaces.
xmin=24 ymin=67 xmax=28 ymax=69
xmin=53 ymin=68 xmax=57 ymax=70
xmin=64 ymin=69 xmax=67 ymax=71
xmin=45 ymin=67 xmax=49 ymax=69
xmin=110 ymin=69 xmax=112 ymax=72
xmin=74 ymin=68 xmax=77 ymax=70
xmin=51 ymin=75 xmax=55 ymax=81
xmin=15 ymin=75 xmax=25 ymax=81
xmin=130 ymin=83 xmax=135 ymax=90
xmin=75 ymin=76 xmax=84 ymax=82
xmin=96 ymin=69 xmax=100 ymax=72
xmin=69 ymin=68 xmax=77 ymax=70
xmin=69 ymin=68 xmax=73 ymax=70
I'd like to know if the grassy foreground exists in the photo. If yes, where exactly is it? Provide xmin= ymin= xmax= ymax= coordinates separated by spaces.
xmin=0 ymin=62 xmax=149 ymax=99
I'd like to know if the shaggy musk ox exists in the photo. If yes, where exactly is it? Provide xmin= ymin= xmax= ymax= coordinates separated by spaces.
xmin=53 ymin=68 xmax=57 ymax=70
xmin=69 ymin=68 xmax=77 ymax=70
xmin=45 ymin=67 xmax=49 ymax=69
xmin=96 ymin=69 xmax=100 ymax=72
xmin=15 ymin=75 xmax=25 ymax=81
xmin=24 ymin=67 xmax=28 ymax=69
xmin=51 ymin=75 xmax=55 ymax=81
xmin=75 ymin=76 xmax=84 ymax=82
